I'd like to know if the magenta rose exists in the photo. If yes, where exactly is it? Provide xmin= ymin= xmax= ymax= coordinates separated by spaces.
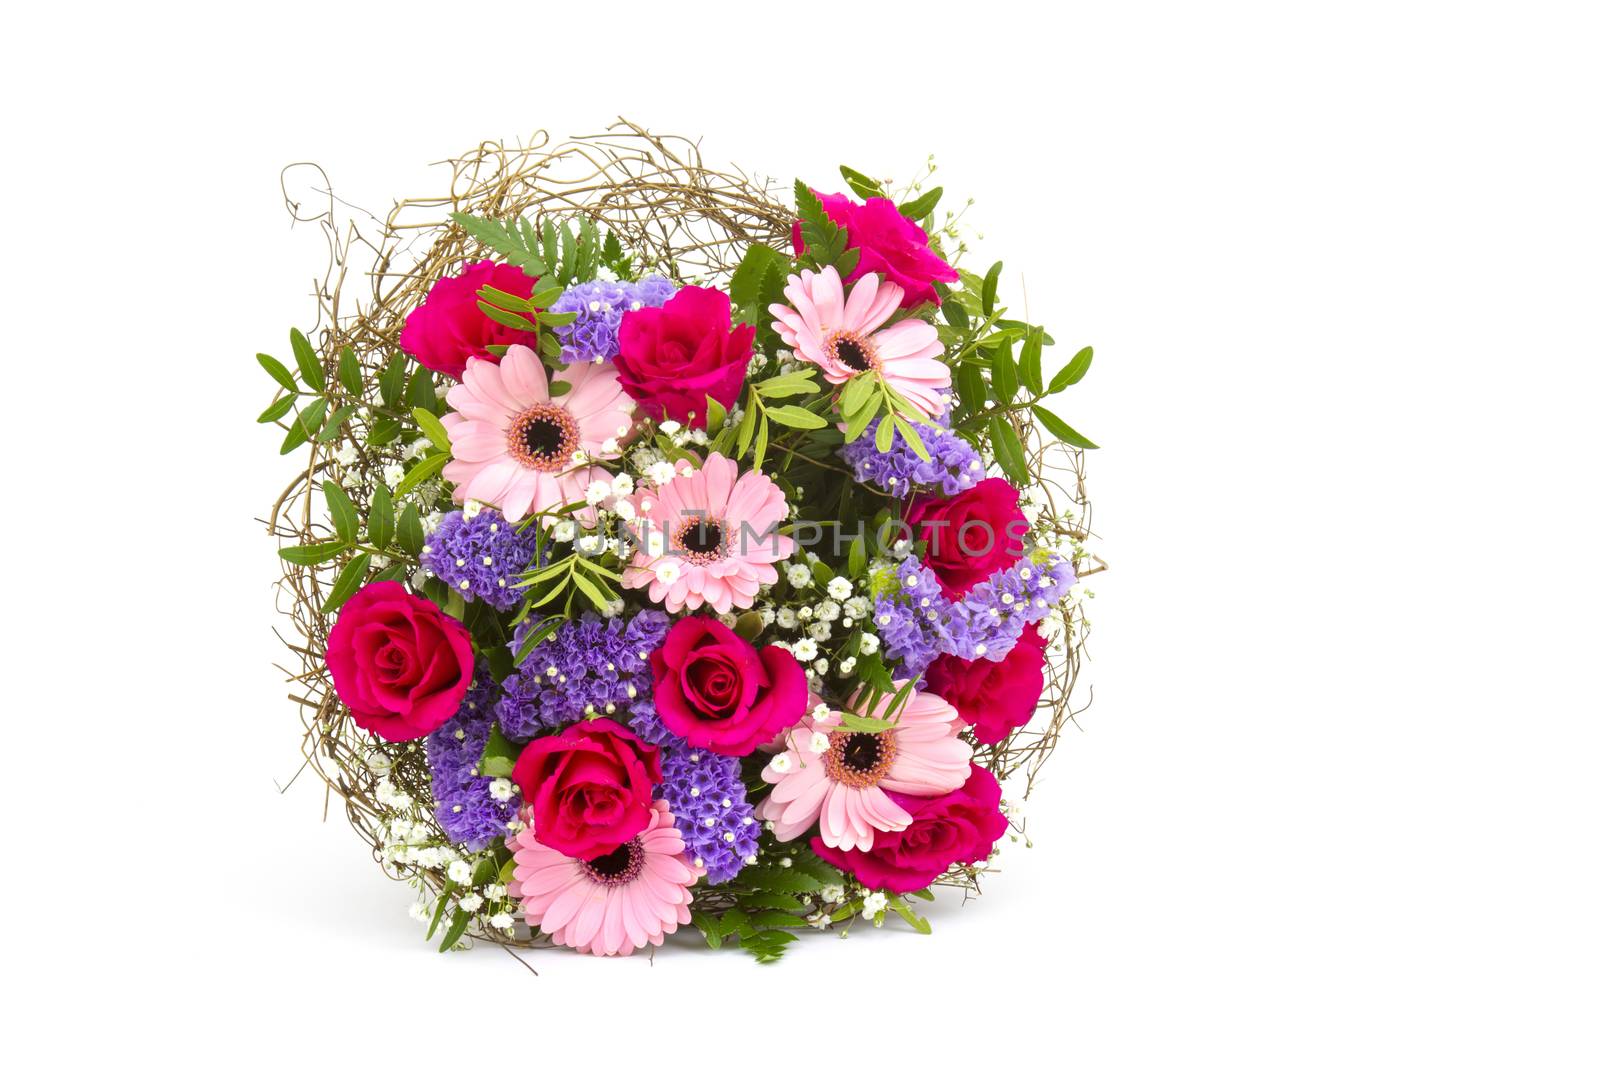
xmin=650 ymin=618 xmax=807 ymax=756
xmin=926 ymin=624 xmax=1047 ymax=745
xmin=398 ymin=260 xmax=539 ymax=379
xmin=614 ymin=285 xmax=754 ymax=426
xmin=812 ymin=763 xmax=1010 ymax=893
xmin=905 ymin=478 xmax=1028 ymax=597
xmin=325 ymin=581 xmax=475 ymax=743
xmin=792 ymin=191 xmax=959 ymax=308
xmin=511 ymin=718 xmax=662 ymax=861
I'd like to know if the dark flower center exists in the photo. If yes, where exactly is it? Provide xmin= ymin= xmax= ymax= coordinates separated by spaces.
xmin=828 ymin=330 xmax=877 ymax=374
xmin=672 ymin=516 xmax=728 ymax=565
xmin=506 ymin=403 xmax=579 ymax=473
xmin=582 ymin=840 xmax=644 ymax=885
xmin=823 ymin=728 xmax=898 ymax=788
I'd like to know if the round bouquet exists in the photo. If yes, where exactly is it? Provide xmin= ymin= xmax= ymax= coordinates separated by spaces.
xmin=262 ymin=124 xmax=1100 ymax=961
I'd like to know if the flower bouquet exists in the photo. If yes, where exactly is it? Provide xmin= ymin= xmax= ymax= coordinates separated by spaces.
xmin=262 ymin=126 xmax=1100 ymax=961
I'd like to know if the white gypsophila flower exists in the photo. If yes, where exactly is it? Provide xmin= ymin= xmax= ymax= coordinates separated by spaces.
xmin=812 ymin=658 xmax=829 ymax=675
xmin=844 ymin=596 xmax=871 ymax=620
xmin=612 ymin=498 xmax=636 ymax=522
xmin=861 ymin=892 xmax=889 ymax=920
xmin=768 ymin=752 xmax=794 ymax=774
xmin=808 ymin=731 xmax=832 ymax=755
xmin=335 ymin=441 xmax=359 ymax=467
xmin=657 ymin=419 xmax=682 ymax=436
xmin=577 ymin=534 xmax=604 ymax=556
xmin=600 ymin=598 xmax=625 ymax=618
xmin=717 ymin=612 xmax=738 ymax=629
xmin=409 ymin=568 xmax=429 ymax=591
xmin=585 ymin=480 xmax=613 ymax=507
xmin=383 ymin=463 xmax=405 ymax=489
xmin=408 ymin=900 xmax=431 ymax=923
xmin=374 ymin=778 xmax=410 ymax=809
xmin=820 ymin=883 xmax=846 ymax=904
xmin=462 ymin=498 xmax=484 ymax=520
xmin=484 ymin=885 xmax=506 ymax=902
xmin=808 ymin=913 xmax=833 ymax=929
xmin=488 ymin=778 xmax=515 ymax=802
xmin=458 ymin=893 xmax=484 ymax=913
xmin=815 ymin=600 xmax=841 ymax=622
xmin=365 ymin=751 xmax=393 ymax=776
xmin=858 ymin=633 xmax=881 ymax=655
xmin=341 ymin=469 xmax=361 ymax=490
xmin=609 ymin=473 xmax=634 ymax=497
xmin=405 ymin=823 xmax=431 ymax=845
xmin=807 ymin=621 xmax=832 ymax=642
xmin=1038 ymin=614 xmax=1065 ymax=642
xmin=837 ymin=656 xmax=857 ymax=675
xmin=656 ymin=559 xmax=683 ymax=585
xmin=786 ymin=564 xmax=812 ymax=588
xmin=489 ymin=912 xmax=514 ymax=930
xmin=798 ymin=605 xmax=814 ymax=621
xmin=812 ymin=705 xmax=834 ymax=722
xmin=892 ymin=538 xmax=911 ymax=559
xmin=646 ymin=460 xmax=677 ymax=486
xmin=792 ymin=638 xmax=819 ymax=662
xmin=776 ymin=607 xmax=798 ymax=629
xmin=827 ymin=576 xmax=854 ymax=600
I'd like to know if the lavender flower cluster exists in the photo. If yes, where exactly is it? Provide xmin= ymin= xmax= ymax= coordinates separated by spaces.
xmin=628 ymin=702 xmax=761 ymax=884
xmin=426 ymin=670 xmax=518 ymax=851
xmin=839 ymin=406 xmax=984 ymax=498
xmin=548 ymin=274 xmax=676 ymax=364
xmin=420 ymin=508 xmax=542 ymax=613
xmin=875 ymin=552 xmax=1077 ymax=676
xmin=496 ymin=610 xmax=670 ymax=741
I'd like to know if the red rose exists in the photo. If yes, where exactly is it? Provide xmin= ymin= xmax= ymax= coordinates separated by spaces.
xmin=325 ymin=581 xmax=475 ymax=743
xmin=926 ymin=624 xmax=1047 ymax=745
xmin=614 ymin=285 xmax=754 ymax=425
xmin=399 ymin=261 xmax=539 ymax=379
xmin=811 ymin=763 xmax=1010 ymax=893
xmin=905 ymin=478 xmax=1028 ymax=597
xmin=792 ymin=191 xmax=959 ymax=308
xmin=650 ymin=617 xmax=807 ymax=756
xmin=511 ymin=718 xmax=662 ymax=861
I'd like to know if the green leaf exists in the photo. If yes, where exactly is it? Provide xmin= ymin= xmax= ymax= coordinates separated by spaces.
xmin=839 ymin=372 xmax=877 ymax=416
xmin=396 ymin=503 xmax=424 ymax=556
xmin=477 ymin=723 xmax=521 ymax=778
xmin=368 ymin=484 xmax=395 ymax=550
xmin=692 ymin=911 xmax=725 ymax=950
xmin=898 ymin=186 xmax=943 ymax=220
xmin=322 ymin=481 xmax=359 ymax=543
xmin=437 ymin=908 xmax=471 ymax=952
xmin=412 ymin=407 xmax=451 ymax=452
xmin=764 ymin=404 xmax=828 ymax=430
xmin=991 ymin=339 xmax=1019 ymax=402
xmin=379 ymin=354 xmax=406 ymax=408
xmin=874 ymin=411 xmax=895 ymax=451
xmin=426 ymin=893 xmax=450 ymax=941
xmin=839 ymin=712 xmax=897 ymax=733
xmin=321 ymin=553 xmax=372 ymax=613
xmin=739 ymin=867 xmax=825 ymax=895
xmin=755 ymin=371 xmax=821 ymax=399
xmin=277 ymin=541 xmax=347 ymax=566
xmin=890 ymin=898 xmax=933 ymax=934
xmin=981 ymin=261 xmax=1003 ymax=316
xmin=730 ymin=243 xmax=789 ymax=310
xmin=848 ymin=532 xmax=866 ymax=578
xmin=476 ymin=301 xmax=536 ymax=331
xmin=256 ymin=394 xmax=295 ymax=423
xmin=257 ymin=352 xmax=296 ymax=393
xmin=704 ymin=395 xmax=728 ymax=436
xmin=290 ymin=328 xmax=324 ymax=392
xmin=570 ymin=570 xmax=613 ymax=612
xmin=1032 ymin=405 xmax=1099 ymax=449
xmin=753 ymin=411 xmax=770 ymax=470
xmin=895 ymin=417 xmax=931 ymax=462
xmin=337 ymin=346 xmax=362 ymax=395
xmin=449 ymin=211 xmax=547 ymax=276
xmin=990 ymin=417 xmax=1030 ymax=482
xmin=1047 ymin=345 xmax=1094 ymax=393
xmin=956 ymin=361 xmax=987 ymax=414
xmin=943 ymin=299 xmax=969 ymax=331
xmin=839 ymin=164 xmax=887 ymax=200
xmin=316 ymin=405 xmax=357 ymax=442
xmin=394 ymin=452 xmax=449 ymax=498
xmin=1019 ymin=328 xmax=1045 ymax=396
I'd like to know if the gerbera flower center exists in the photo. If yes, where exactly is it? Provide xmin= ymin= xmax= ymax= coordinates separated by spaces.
xmin=827 ymin=331 xmax=878 ymax=374
xmin=672 ymin=516 xmax=728 ymax=565
xmin=582 ymin=839 xmax=644 ymax=885
xmin=822 ymin=729 xmax=898 ymax=788
xmin=507 ymin=403 xmax=579 ymax=473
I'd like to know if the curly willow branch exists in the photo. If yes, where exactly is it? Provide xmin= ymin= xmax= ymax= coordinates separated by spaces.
xmin=263 ymin=119 xmax=1096 ymax=942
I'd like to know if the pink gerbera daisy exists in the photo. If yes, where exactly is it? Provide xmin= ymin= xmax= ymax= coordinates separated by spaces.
xmin=757 ymin=685 xmax=973 ymax=851
xmin=768 ymin=266 xmax=952 ymax=419
xmin=440 ymin=344 xmax=634 ymax=522
xmin=506 ymin=800 xmax=698 ymax=957
xmin=621 ymin=452 xmax=794 ymax=613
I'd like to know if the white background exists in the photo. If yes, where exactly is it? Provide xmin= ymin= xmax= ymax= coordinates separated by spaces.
xmin=5 ymin=2 xmax=1597 ymax=1062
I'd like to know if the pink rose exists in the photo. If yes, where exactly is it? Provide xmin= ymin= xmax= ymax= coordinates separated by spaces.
xmin=905 ymin=478 xmax=1028 ymax=597
xmin=811 ymin=764 xmax=1010 ymax=893
xmin=614 ymin=285 xmax=754 ymax=426
xmin=399 ymin=261 xmax=539 ymax=379
xmin=511 ymin=718 xmax=662 ymax=861
xmin=325 ymin=581 xmax=475 ymax=743
xmin=792 ymin=191 xmax=959 ymax=308
xmin=650 ymin=617 xmax=808 ymax=756
xmin=926 ymin=624 xmax=1047 ymax=745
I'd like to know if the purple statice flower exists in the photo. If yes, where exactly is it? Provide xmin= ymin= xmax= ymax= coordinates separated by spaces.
xmin=548 ymin=274 xmax=676 ymax=364
xmin=426 ymin=670 xmax=518 ymax=851
xmin=496 ymin=610 xmax=669 ymax=740
xmin=874 ymin=551 xmax=1077 ymax=677
xmin=420 ymin=508 xmax=542 ymax=613
xmin=839 ymin=402 xmax=984 ymax=499
xmin=629 ymin=702 xmax=760 ymax=884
